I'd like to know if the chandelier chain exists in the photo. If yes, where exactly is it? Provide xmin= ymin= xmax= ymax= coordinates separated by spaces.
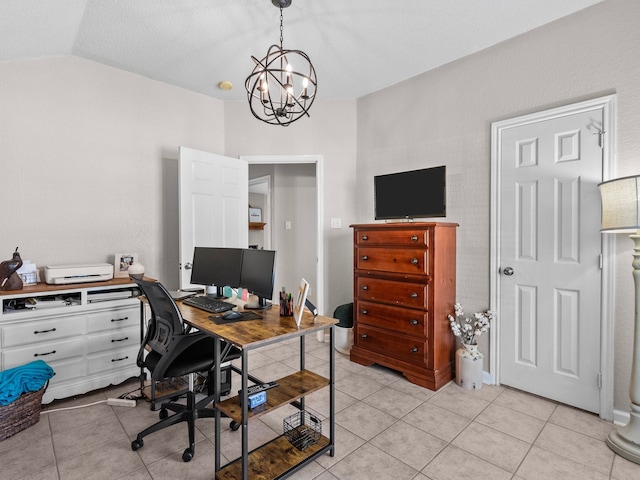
xmin=279 ymin=7 xmax=284 ymax=49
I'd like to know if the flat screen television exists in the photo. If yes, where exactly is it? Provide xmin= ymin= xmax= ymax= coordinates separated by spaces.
xmin=374 ymin=165 xmax=446 ymax=220
xmin=190 ymin=247 xmax=243 ymax=298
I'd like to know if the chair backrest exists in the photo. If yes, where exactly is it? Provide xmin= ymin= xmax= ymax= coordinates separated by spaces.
xmin=132 ymin=277 xmax=186 ymax=355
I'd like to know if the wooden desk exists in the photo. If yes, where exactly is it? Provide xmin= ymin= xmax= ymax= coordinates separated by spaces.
xmin=179 ymin=302 xmax=337 ymax=480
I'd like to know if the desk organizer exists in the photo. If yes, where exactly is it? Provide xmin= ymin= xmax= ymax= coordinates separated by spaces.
xmin=283 ymin=410 xmax=322 ymax=451
xmin=0 ymin=385 xmax=46 ymax=441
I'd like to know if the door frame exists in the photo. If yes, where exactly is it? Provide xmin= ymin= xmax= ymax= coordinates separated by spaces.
xmin=489 ymin=95 xmax=616 ymax=419
xmin=241 ymin=155 xmax=325 ymax=316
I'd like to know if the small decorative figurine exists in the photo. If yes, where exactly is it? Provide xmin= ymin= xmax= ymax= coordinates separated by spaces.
xmin=0 ymin=247 xmax=24 ymax=291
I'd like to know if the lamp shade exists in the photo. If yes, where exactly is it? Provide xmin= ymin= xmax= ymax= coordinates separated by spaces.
xmin=598 ymin=175 xmax=640 ymax=233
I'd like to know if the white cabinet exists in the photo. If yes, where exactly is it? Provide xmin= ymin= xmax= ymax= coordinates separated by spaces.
xmin=0 ymin=278 xmax=142 ymax=403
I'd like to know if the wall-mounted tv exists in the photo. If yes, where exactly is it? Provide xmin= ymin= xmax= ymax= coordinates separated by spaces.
xmin=374 ymin=165 xmax=446 ymax=220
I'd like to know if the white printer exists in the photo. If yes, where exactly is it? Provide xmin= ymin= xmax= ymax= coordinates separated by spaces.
xmin=45 ymin=263 xmax=114 ymax=285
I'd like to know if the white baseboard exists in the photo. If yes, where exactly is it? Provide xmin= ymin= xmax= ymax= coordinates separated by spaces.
xmin=612 ymin=408 xmax=631 ymax=426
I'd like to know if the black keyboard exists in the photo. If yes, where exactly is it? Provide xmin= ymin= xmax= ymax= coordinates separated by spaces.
xmin=182 ymin=296 xmax=235 ymax=314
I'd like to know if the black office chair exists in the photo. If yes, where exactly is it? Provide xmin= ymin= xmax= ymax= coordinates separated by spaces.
xmin=130 ymin=278 xmax=240 ymax=462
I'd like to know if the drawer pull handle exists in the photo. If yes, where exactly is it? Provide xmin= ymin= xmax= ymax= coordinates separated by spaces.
xmin=361 ymin=334 xmax=368 ymax=339
xmin=111 ymin=317 xmax=129 ymax=322
xmin=410 ymin=235 xmax=418 ymax=242
xmin=34 ymin=350 xmax=56 ymax=357
xmin=410 ymin=258 xmax=419 ymax=265
xmin=361 ymin=235 xmax=368 ymax=241
xmin=111 ymin=356 xmax=129 ymax=362
xmin=361 ymin=309 xmax=368 ymax=315
xmin=34 ymin=328 xmax=57 ymax=334
xmin=361 ymin=255 xmax=368 ymax=261
xmin=410 ymin=319 xmax=418 ymax=326
xmin=410 ymin=347 xmax=418 ymax=353
xmin=361 ymin=285 xmax=368 ymax=291
xmin=410 ymin=292 xmax=418 ymax=298
xmin=111 ymin=337 xmax=129 ymax=343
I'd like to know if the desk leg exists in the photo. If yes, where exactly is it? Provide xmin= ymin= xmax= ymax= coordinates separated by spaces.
xmin=214 ymin=338 xmax=221 ymax=473
xmin=329 ymin=325 xmax=335 ymax=457
xmin=241 ymin=349 xmax=249 ymax=480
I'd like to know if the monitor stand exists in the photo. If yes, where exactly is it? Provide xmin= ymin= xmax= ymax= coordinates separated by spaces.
xmin=244 ymin=296 xmax=272 ymax=310
xmin=205 ymin=285 xmax=227 ymax=299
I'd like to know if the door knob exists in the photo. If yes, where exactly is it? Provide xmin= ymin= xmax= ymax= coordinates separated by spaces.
xmin=183 ymin=262 xmax=193 ymax=270
xmin=502 ymin=267 xmax=514 ymax=276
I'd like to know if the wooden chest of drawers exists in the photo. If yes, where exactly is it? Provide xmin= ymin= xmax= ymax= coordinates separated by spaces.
xmin=350 ymin=222 xmax=458 ymax=390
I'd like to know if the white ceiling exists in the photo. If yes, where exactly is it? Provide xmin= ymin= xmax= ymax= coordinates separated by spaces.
xmin=0 ymin=0 xmax=603 ymax=101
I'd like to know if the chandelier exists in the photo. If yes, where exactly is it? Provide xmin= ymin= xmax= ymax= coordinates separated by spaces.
xmin=245 ymin=0 xmax=317 ymax=126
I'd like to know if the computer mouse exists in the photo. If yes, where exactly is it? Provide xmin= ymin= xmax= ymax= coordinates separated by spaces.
xmin=222 ymin=310 xmax=242 ymax=320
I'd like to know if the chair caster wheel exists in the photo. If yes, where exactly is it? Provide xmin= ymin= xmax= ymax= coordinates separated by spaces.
xmin=159 ymin=408 xmax=168 ymax=419
xmin=230 ymin=421 xmax=240 ymax=431
xmin=131 ymin=439 xmax=144 ymax=451
xmin=182 ymin=448 xmax=194 ymax=462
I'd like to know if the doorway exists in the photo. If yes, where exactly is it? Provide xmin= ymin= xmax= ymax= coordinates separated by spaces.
xmin=490 ymin=95 xmax=616 ymax=417
xmin=242 ymin=155 xmax=325 ymax=316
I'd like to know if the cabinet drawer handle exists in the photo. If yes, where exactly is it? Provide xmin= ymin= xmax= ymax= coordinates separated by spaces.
xmin=34 ymin=350 xmax=56 ymax=357
xmin=361 ymin=309 xmax=368 ymax=315
xmin=410 ymin=347 xmax=418 ymax=353
xmin=410 ymin=258 xmax=419 ymax=265
xmin=111 ymin=356 xmax=129 ymax=362
xmin=361 ymin=255 xmax=368 ymax=261
xmin=410 ymin=292 xmax=418 ymax=298
xmin=361 ymin=285 xmax=368 ymax=291
xmin=111 ymin=337 xmax=129 ymax=343
xmin=34 ymin=328 xmax=57 ymax=334
xmin=111 ymin=317 xmax=129 ymax=322
xmin=410 ymin=235 xmax=418 ymax=242
xmin=361 ymin=235 xmax=368 ymax=241
xmin=410 ymin=319 xmax=418 ymax=326
xmin=361 ymin=334 xmax=368 ymax=339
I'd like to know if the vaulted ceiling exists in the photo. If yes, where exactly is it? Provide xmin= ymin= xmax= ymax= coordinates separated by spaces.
xmin=0 ymin=0 xmax=603 ymax=100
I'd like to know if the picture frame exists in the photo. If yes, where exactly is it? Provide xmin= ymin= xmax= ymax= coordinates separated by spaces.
xmin=114 ymin=253 xmax=138 ymax=278
xmin=293 ymin=278 xmax=310 ymax=327
xmin=248 ymin=207 xmax=262 ymax=223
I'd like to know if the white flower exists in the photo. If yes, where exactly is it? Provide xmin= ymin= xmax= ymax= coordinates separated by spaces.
xmin=448 ymin=304 xmax=495 ymax=345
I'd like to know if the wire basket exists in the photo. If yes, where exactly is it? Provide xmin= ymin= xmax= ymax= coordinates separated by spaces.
xmin=283 ymin=410 xmax=322 ymax=451
xmin=0 ymin=385 xmax=46 ymax=441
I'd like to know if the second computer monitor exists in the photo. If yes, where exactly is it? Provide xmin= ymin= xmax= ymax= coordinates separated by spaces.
xmin=240 ymin=248 xmax=276 ymax=309
xmin=190 ymin=247 xmax=243 ymax=298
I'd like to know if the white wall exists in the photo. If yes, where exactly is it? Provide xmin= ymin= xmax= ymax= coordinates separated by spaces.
xmin=356 ymin=0 xmax=640 ymax=411
xmin=0 ymin=55 xmax=225 ymax=287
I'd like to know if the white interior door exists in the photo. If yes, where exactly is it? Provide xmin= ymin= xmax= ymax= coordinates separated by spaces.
xmin=495 ymin=104 xmax=606 ymax=413
xmin=179 ymin=147 xmax=248 ymax=289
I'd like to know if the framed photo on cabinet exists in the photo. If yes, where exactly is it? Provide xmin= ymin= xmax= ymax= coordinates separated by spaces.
xmin=249 ymin=207 xmax=262 ymax=223
xmin=114 ymin=253 xmax=138 ymax=278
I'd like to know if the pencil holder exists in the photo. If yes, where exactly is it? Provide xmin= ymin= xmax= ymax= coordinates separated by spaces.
xmin=280 ymin=291 xmax=293 ymax=316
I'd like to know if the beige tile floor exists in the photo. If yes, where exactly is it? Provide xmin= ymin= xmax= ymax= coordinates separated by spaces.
xmin=2 ymin=336 xmax=640 ymax=480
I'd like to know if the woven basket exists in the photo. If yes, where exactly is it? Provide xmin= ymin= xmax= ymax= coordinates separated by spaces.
xmin=0 ymin=385 xmax=46 ymax=441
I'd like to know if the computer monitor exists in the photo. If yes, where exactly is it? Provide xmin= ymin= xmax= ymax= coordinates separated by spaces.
xmin=240 ymin=248 xmax=276 ymax=309
xmin=190 ymin=247 xmax=243 ymax=298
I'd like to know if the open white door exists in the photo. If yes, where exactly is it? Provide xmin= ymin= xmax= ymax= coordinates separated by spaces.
xmin=179 ymin=147 xmax=248 ymax=290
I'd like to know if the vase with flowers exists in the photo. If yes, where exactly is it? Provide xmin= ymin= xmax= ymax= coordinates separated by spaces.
xmin=448 ymin=303 xmax=495 ymax=389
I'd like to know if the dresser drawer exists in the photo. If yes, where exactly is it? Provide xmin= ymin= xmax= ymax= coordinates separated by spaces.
xmin=2 ymin=315 xmax=86 ymax=348
xmin=355 ymin=325 xmax=426 ymax=365
xmin=355 ymin=300 xmax=427 ymax=337
xmin=87 ymin=325 xmax=139 ymax=353
xmin=86 ymin=306 xmax=139 ymax=333
xmin=356 ymin=247 xmax=428 ymax=275
xmin=356 ymin=276 xmax=427 ymax=309
xmin=355 ymin=229 xmax=428 ymax=246
xmin=87 ymin=345 xmax=138 ymax=375
xmin=2 ymin=337 xmax=86 ymax=368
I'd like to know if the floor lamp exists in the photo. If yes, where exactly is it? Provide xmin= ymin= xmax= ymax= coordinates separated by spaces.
xmin=599 ymin=174 xmax=640 ymax=464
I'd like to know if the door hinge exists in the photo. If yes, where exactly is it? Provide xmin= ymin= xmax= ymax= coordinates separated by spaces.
xmin=599 ymin=254 xmax=603 ymax=269
xmin=597 ymin=372 xmax=602 ymax=389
